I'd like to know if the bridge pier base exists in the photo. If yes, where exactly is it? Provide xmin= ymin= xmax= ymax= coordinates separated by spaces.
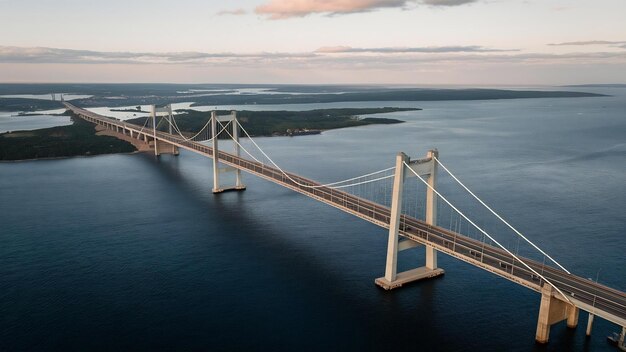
xmin=212 ymin=185 xmax=247 ymax=194
xmin=154 ymin=140 xmax=179 ymax=156
xmin=567 ymin=305 xmax=579 ymax=328
xmin=535 ymin=284 xmax=578 ymax=344
xmin=375 ymin=267 xmax=444 ymax=290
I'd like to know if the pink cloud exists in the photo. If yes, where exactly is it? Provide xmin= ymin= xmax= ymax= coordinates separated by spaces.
xmin=255 ymin=0 xmax=408 ymax=19
xmin=254 ymin=0 xmax=478 ymax=19
xmin=217 ymin=8 xmax=247 ymax=16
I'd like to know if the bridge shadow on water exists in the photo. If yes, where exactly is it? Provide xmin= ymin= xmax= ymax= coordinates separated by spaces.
xmin=134 ymin=153 xmax=458 ymax=351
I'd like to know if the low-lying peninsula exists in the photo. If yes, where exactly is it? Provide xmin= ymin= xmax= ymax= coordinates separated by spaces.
xmin=127 ymin=107 xmax=411 ymax=137
xmin=0 ymin=107 xmax=411 ymax=161
xmin=0 ymin=114 xmax=136 ymax=161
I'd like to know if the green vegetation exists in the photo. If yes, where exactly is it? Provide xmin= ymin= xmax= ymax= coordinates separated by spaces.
xmin=0 ymin=114 xmax=136 ymax=161
xmin=127 ymin=107 xmax=411 ymax=136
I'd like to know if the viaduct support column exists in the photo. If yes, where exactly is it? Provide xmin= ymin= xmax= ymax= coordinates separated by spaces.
xmin=586 ymin=314 xmax=594 ymax=336
xmin=535 ymin=284 xmax=579 ymax=344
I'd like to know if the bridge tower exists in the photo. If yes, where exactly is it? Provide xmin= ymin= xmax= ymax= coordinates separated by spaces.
xmin=211 ymin=111 xmax=246 ymax=193
xmin=375 ymin=149 xmax=445 ymax=290
xmin=150 ymin=105 xmax=179 ymax=156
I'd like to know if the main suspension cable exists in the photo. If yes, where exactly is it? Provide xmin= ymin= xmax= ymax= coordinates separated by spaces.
xmin=404 ymin=161 xmax=572 ymax=304
xmin=227 ymin=119 xmax=395 ymax=189
xmin=433 ymin=156 xmax=571 ymax=274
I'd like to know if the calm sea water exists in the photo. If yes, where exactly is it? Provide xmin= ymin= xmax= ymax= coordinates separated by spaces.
xmin=0 ymin=109 xmax=71 ymax=133
xmin=0 ymin=88 xmax=625 ymax=351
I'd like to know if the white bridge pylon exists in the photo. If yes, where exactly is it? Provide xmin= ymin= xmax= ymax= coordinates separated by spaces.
xmin=151 ymin=104 xmax=179 ymax=156
xmin=211 ymin=111 xmax=246 ymax=193
xmin=375 ymin=149 xmax=445 ymax=289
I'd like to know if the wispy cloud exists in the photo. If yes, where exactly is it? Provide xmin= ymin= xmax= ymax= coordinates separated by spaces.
xmin=315 ymin=45 xmax=517 ymax=53
xmin=304 ymin=51 xmax=626 ymax=70
xmin=217 ymin=8 xmax=247 ymax=16
xmin=255 ymin=0 xmax=479 ymax=19
xmin=1 ymin=45 xmax=625 ymax=69
xmin=0 ymin=46 xmax=314 ymax=65
xmin=548 ymin=40 xmax=626 ymax=46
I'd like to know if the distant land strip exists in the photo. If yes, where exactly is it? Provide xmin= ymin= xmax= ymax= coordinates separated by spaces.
xmin=0 ymin=86 xmax=607 ymax=111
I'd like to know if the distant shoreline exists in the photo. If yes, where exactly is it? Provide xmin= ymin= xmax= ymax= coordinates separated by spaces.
xmin=562 ymin=84 xmax=626 ymax=88
xmin=0 ymin=85 xmax=607 ymax=112
xmin=0 ymin=150 xmax=147 ymax=163
xmin=110 ymin=108 xmax=150 ymax=113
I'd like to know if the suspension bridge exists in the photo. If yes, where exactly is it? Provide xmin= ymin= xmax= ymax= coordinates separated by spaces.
xmin=64 ymin=102 xmax=625 ymax=347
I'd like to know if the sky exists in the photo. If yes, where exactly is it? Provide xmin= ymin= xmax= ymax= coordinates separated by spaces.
xmin=0 ymin=0 xmax=625 ymax=85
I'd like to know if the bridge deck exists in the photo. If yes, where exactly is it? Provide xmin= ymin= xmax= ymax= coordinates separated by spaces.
xmin=65 ymin=102 xmax=626 ymax=328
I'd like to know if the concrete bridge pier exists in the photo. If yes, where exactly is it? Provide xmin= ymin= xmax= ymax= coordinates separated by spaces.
xmin=586 ymin=313 xmax=594 ymax=336
xmin=211 ymin=111 xmax=246 ymax=193
xmin=375 ymin=150 xmax=444 ymax=290
xmin=535 ymin=284 xmax=579 ymax=344
xmin=153 ymin=140 xmax=179 ymax=156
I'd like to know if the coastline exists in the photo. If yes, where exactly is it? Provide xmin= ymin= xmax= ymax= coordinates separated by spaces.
xmin=0 ymin=116 xmax=137 ymax=162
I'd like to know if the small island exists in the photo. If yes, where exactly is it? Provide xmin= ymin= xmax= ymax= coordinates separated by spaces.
xmin=110 ymin=106 xmax=150 ymax=113
xmin=0 ymin=107 xmax=412 ymax=161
